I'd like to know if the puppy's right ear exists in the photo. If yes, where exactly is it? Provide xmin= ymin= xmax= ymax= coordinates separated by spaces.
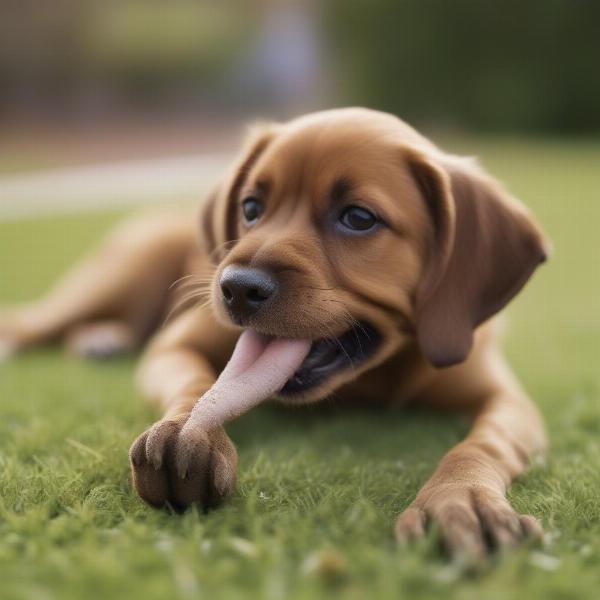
xmin=199 ymin=123 xmax=280 ymax=263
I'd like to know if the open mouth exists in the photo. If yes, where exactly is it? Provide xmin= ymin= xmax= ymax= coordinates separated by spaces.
xmin=280 ymin=322 xmax=381 ymax=396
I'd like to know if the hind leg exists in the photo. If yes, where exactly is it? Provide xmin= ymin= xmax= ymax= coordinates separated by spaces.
xmin=0 ymin=212 xmax=197 ymax=358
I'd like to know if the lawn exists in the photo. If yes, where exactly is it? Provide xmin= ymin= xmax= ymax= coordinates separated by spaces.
xmin=0 ymin=138 xmax=599 ymax=599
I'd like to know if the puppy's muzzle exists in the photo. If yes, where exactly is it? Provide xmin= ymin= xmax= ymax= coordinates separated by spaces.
xmin=220 ymin=265 xmax=278 ymax=321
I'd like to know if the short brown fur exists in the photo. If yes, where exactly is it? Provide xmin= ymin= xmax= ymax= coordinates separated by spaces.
xmin=0 ymin=108 xmax=550 ymax=559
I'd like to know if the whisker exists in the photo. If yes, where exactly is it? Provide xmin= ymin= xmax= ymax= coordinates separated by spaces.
xmin=317 ymin=314 xmax=357 ymax=374
xmin=175 ymin=282 xmax=213 ymax=295
xmin=302 ymin=284 xmax=337 ymax=292
xmin=317 ymin=297 xmax=370 ymax=356
xmin=163 ymin=288 xmax=213 ymax=326
xmin=195 ymin=298 xmax=214 ymax=312
xmin=169 ymin=273 xmax=196 ymax=291
xmin=209 ymin=237 xmax=240 ymax=262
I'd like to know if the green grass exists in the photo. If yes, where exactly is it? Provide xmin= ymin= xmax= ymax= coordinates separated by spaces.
xmin=1 ymin=138 xmax=599 ymax=599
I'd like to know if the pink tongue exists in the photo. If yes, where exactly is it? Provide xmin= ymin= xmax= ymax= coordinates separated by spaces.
xmin=186 ymin=330 xmax=311 ymax=431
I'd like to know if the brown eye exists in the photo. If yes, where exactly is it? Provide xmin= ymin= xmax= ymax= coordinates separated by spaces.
xmin=242 ymin=197 xmax=264 ymax=224
xmin=339 ymin=205 xmax=378 ymax=232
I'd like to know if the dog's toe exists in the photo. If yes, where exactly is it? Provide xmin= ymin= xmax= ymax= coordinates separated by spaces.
xmin=173 ymin=426 xmax=210 ymax=480
xmin=395 ymin=507 xmax=426 ymax=545
xmin=519 ymin=514 xmax=544 ymax=540
xmin=129 ymin=429 xmax=170 ymax=507
xmin=210 ymin=449 xmax=237 ymax=501
xmin=434 ymin=501 xmax=487 ymax=561
xmin=473 ymin=492 xmax=523 ymax=550
xmin=144 ymin=419 xmax=181 ymax=470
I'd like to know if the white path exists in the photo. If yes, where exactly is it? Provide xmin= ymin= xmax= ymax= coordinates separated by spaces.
xmin=0 ymin=153 xmax=231 ymax=221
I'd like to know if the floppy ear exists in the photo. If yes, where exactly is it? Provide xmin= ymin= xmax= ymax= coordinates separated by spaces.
xmin=406 ymin=148 xmax=550 ymax=368
xmin=199 ymin=123 xmax=280 ymax=263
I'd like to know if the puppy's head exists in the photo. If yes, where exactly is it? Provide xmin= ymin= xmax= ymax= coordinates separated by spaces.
xmin=201 ymin=108 xmax=549 ymax=402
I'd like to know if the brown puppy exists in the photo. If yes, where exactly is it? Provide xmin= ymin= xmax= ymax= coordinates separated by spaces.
xmin=0 ymin=108 xmax=550 ymax=559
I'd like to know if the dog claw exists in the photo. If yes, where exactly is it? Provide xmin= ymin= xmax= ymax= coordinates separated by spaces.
xmin=145 ymin=420 xmax=177 ymax=470
xmin=519 ymin=514 xmax=543 ymax=540
xmin=394 ymin=507 xmax=426 ymax=545
xmin=175 ymin=428 xmax=207 ymax=480
xmin=174 ymin=446 xmax=191 ymax=480
xmin=212 ymin=450 xmax=235 ymax=498
xmin=128 ymin=433 xmax=147 ymax=467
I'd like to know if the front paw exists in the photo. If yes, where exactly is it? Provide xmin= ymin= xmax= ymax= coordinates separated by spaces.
xmin=395 ymin=484 xmax=543 ymax=560
xmin=129 ymin=414 xmax=238 ymax=510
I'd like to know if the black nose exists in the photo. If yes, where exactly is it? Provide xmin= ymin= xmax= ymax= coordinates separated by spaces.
xmin=219 ymin=265 xmax=278 ymax=320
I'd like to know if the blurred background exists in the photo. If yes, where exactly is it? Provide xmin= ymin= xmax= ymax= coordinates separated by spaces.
xmin=1 ymin=4 xmax=599 ymax=597
xmin=1 ymin=0 xmax=599 ymax=218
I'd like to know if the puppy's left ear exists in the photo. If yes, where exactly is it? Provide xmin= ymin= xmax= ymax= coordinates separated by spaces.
xmin=406 ymin=148 xmax=551 ymax=368
xmin=199 ymin=122 xmax=280 ymax=263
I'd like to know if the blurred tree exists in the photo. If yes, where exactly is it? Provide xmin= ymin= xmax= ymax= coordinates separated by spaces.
xmin=325 ymin=0 xmax=600 ymax=133
xmin=1 ymin=0 xmax=598 ymax=133
xmin=0 ymin=0 xmax=255 ymax=117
